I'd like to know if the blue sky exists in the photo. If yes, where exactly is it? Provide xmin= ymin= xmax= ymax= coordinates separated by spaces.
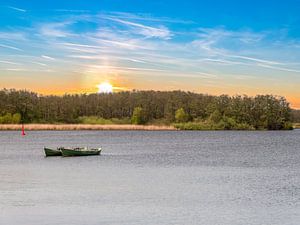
xmin=1 ymin=0 xmax=300 ymax=107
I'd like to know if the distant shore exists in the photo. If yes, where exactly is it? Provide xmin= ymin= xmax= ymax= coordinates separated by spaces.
xmin=0 ymin=124 xmax=177 ymax=131
xmin=0 ymin=123 xmax=298 ymax=131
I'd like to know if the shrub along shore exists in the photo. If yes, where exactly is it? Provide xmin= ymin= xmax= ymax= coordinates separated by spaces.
xmin=0 ymin=89 xmax=298 ymax=130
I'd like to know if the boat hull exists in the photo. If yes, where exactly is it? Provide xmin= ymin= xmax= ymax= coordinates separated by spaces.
xmin=61 ymin=148 xmax=101 ymax=157
xmin=44 ymin=147 xmax=62 ymax=156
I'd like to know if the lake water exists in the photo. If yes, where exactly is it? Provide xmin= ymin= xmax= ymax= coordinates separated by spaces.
xmin=0 ymin=130 xmax=300 ymax=225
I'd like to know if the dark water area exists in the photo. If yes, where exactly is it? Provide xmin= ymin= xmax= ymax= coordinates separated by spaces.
xmin=1 ymin=130 xmax=300 ymax=225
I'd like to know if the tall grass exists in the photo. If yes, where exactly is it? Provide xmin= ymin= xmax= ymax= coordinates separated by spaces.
xmin=294 ymin=123 xmax=300 ymax=129
xmin=0 ymin=124 xmax=176 ymax=130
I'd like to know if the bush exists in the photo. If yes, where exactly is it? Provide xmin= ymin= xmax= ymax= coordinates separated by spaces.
xmin=78 ymin=116 xmax=131 ymax=125
xmin=209 ymin=110 xmax=222 ymax=123
xmin=174 ymin=121 xmax=221 ymax=130
xmin=222 ymin=116 xmax=239 ymax=129
xmin=234 ymin=123 xmax=255 ymax=130
xmin=131 ymin=107 xmax=146 ymax=124
xmin=174 ymin=118 xmax=255 ymax=130
xmin=0 ymin=113 xmax=21 ymax=124
xmin=78 ymin=116 xmax=112 ymax=124
xmin=12 ymin=113 xmax=21 ymax=124
xmin=175 ymin=108 xmax=189 ymax=123
xmin=174 ymin=122 xmax=211 ymax=130
xmin=283 ymin=122 xmax=293 ymax=130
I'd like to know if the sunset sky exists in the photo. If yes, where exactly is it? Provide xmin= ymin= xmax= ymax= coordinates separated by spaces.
xmin=0 ymin=0 xmax=300 ymax=108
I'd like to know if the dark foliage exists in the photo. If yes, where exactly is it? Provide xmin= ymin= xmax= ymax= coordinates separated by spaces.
xmin=291 ymin=109 xmax=300 ymax=123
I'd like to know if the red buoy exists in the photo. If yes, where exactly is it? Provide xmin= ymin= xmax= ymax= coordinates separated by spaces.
xmin=21 ymin=124 xmax=26 ymax=136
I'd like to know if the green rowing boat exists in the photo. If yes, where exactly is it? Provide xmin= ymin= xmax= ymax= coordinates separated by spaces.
xmin=61 ymin=147 xmax=102 ymax=157
xmin=44 ymin=147 xmax=63 ymax=156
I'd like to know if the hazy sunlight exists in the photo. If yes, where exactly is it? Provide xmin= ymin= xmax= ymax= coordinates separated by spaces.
xmin=97 ymin=82 xmax=113 ymax=93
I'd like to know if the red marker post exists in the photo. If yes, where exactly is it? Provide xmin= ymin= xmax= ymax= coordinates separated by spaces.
xmin=21 ymin=124 xmax=26 ymax=136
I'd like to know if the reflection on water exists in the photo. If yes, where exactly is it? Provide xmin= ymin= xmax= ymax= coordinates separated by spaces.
xmin=1 ymin=130 xmax=300 ymax=225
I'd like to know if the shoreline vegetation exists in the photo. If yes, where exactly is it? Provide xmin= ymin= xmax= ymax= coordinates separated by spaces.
xmin=0 ymin=89 xmax=299 ymax=130
xmin=0 ymin=123 xmax=299 ymax=131
xmin=0 ymin=124 xmax=176 ymax=131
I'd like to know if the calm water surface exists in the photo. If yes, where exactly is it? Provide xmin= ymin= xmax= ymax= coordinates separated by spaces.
xmin=0 ymin=130 xmax=300 ymax=225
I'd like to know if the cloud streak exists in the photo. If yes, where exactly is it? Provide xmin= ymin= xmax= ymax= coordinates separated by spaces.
xmin=107 ymin=17 xmax=172 ymax=39
xmin=0 ymin=44 xmax=23 ymax=51
xmin=7 ymin=6 xmax=26 ymax=12
xmin=41 ymin=55 xmax=55 ymax=60
xmin=0 ymin=60 xmax=22 ymax=65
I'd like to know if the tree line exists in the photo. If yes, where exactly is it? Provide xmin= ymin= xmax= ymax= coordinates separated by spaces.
xmin=291 ymin=109 xmax=300 ymax=123
xmin=0 ymin=88 xmax=294 ymax=130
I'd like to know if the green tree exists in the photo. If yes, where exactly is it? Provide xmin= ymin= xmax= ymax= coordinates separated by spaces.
xmin=209 ymin=109 xmax=222 ymax=123
xmin=2 ymin=113 xmax=12 ymax=124
xmin=131 ymin=107 xmax=145 ymax=124
xmin=175 ymin=108 xmax=189 ymax=123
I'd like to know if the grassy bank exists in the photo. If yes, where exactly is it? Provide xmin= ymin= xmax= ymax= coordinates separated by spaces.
xmin=0 ymin=124 xmax=176 ymax=131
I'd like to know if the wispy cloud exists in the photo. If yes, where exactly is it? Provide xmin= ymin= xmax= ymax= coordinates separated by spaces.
xmin=54 ymin=9 xmax=90 ymax=13
xmin=0 ymin=32 xmax=27 ymax=40
xmin=39 ymin=22 xmax=74 ymax=37
xmin=2 ymin=67 xmax=55 ymax=73
xmin=5 ymin=68 xmax=27 ymax=71
xmin=258 ymin=63 xmax=300 ymax=73
xmin=85 ymin=65 xmax=170 ymax=73
xmin=31 ymin=61 xmax=48 ymax=67
xmin=226 ymin=55 xmax=283 ymax=65
xmin=60 ymin=42 xmax=102 ymax=49
xmin=102 ymin=12 xmax=193 ymax=24
xmin=7 ymin=6 xmax=26 ymax=12
xmin=0 ymin=44 xmax=23 ymax=51
xmin=41 ymin=55 xmax=55 ymax=60
xmin=106 ymin=17 xmax=172 ymax=39
xmin=0 ymin=60 xmax=22 ymax=65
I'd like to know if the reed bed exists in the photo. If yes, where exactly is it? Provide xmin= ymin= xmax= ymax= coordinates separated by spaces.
xmin=0 ymin=124 xmax=177 ymax=131
xmin=294 ymin=123 xmax=300 ymax=129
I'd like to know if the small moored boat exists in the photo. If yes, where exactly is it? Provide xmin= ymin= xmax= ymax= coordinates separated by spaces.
xmin=61 ymin=147 xmax=102 ymax=157
xmin=44 ymin=147 xmax=63 ymax=156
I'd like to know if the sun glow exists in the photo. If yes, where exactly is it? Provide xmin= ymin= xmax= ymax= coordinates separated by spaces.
xmin=97 ymin=82 xmax=113 ymax=93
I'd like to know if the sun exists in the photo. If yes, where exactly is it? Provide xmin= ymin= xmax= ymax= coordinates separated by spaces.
xmin=97 ymin=82 xmax=113 ymax=93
